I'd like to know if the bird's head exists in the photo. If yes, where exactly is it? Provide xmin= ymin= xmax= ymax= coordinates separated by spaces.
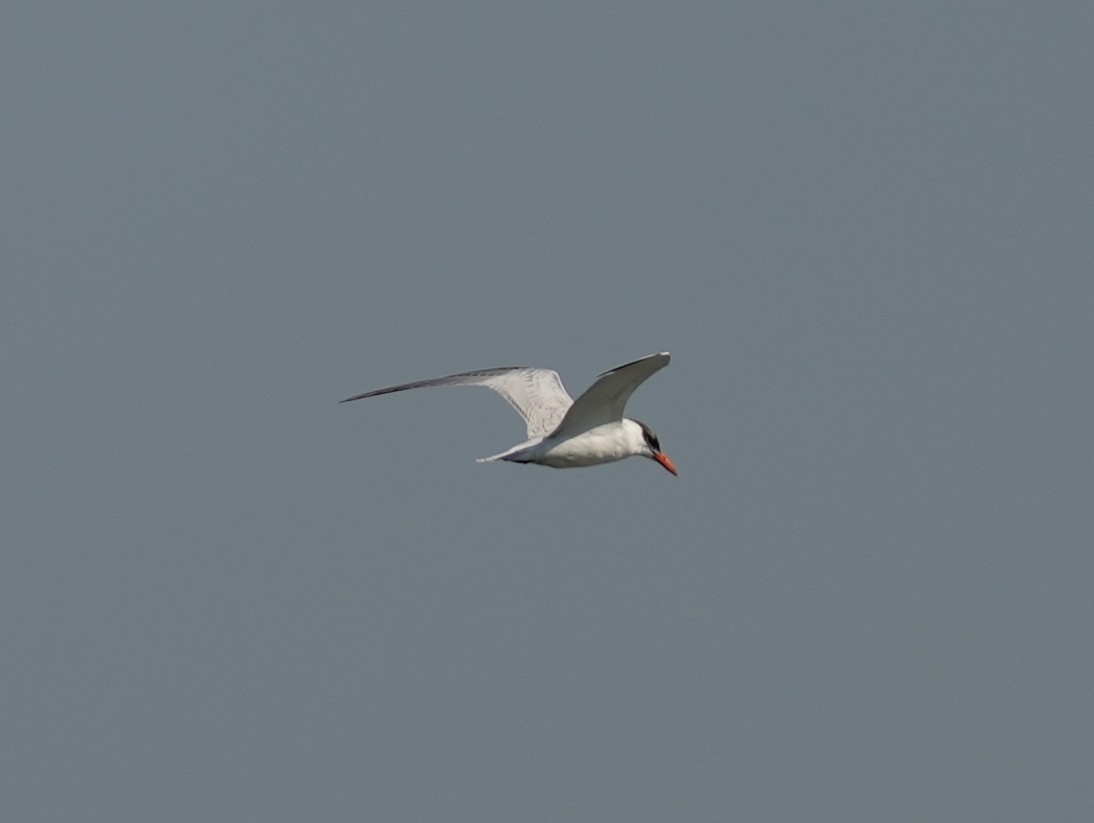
xmin=634 ymin=420 xmax=678 ymax=476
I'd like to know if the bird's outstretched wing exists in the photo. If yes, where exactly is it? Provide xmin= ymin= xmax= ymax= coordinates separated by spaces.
xmin=340 ymin=366 xmax=574 ymax=438
xmin=548 ymin=352 xmax=671 ymax=440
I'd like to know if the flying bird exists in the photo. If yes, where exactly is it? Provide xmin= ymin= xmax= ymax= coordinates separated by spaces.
xmin=341 ymin=352 xmax=677 ymax=475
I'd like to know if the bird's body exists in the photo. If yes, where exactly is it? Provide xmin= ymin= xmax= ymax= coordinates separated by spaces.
xmin=486 ymin=419 xmax=654 ymax=468
xmin=341 ymin=352 xmax=677 ymax=475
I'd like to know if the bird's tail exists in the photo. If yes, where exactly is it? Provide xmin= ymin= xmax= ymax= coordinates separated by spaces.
xmin=475 ymin=439 xmax=540 ymax=464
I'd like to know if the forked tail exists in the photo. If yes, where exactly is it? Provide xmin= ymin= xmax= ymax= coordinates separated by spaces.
xmin=475 ymin=438 xmax=540 ymax=464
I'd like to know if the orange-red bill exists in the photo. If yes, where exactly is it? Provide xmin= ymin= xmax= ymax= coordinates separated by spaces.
xmin=654 ymin=452 xmax=678 ymax=476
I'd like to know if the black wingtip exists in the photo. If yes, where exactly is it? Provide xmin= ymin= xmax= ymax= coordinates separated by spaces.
xmin=597 ymin=351 xmax=671 ymax=378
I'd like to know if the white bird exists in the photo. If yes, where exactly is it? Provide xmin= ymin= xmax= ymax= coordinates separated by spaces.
xmin=341 ymin=352 xmax=677 ymax=475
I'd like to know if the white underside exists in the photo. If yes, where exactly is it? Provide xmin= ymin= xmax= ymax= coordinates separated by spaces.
xmin=477 ymin=420 xmax=646 ymax=469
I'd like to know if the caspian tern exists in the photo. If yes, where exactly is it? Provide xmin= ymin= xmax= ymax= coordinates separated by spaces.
xmin=341 ymin=352 xmax=677 ymax=475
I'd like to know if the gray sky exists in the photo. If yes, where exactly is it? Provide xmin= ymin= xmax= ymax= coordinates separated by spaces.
xmin=3 ymin=3 xmax=1092 ymax=821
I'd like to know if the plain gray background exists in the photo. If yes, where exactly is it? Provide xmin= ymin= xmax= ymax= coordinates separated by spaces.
xmin=3 ymin=3 xmax=1092 ymax=821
